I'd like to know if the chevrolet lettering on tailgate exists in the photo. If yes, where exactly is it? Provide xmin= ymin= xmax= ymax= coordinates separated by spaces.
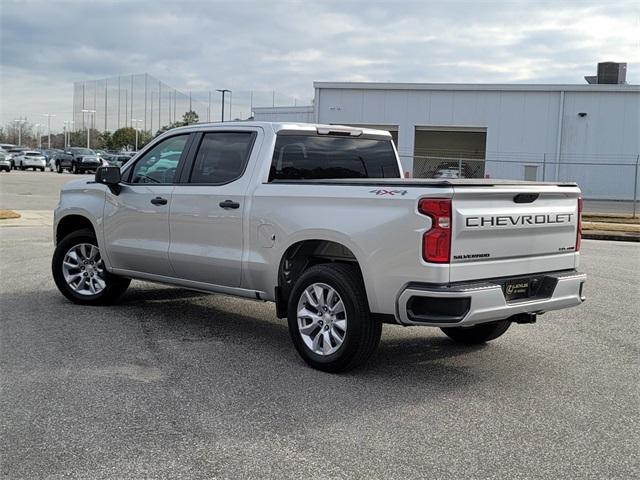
xmin=465 ymin=213 xmax=574 ymax=228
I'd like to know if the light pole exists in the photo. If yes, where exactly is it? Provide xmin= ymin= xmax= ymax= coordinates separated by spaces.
xmin=35 ymin=124 xmax=42 ymax=149
xmin=13 ymin=119 xmax=25 ymax=146
xmin=216 ymin=89 xmax=230 ymax=122
xmin=131 ymin=119 xmax=142 ymax=150
xmin=42 ymin=113 xmax=56 ymax=148
xmin=68 ymin=120 xmax=74 ymax=148
xmin=63 ymin=121 xmax=74 ymax=148
xmin=82 ymin=109 xmax=96 ymax=148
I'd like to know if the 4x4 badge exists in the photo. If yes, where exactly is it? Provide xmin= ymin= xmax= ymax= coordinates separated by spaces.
xmin=369 ymin=189 xmax=408 ymax=196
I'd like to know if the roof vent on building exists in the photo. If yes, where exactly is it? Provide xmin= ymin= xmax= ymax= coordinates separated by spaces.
xmin=595 ymin=62 xmax=627 ymax=84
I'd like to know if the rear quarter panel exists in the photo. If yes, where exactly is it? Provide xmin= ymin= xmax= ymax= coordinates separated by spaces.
xmin=245 ymin=184 xmax=451 ymax=314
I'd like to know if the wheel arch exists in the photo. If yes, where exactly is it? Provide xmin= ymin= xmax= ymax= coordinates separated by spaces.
xmin=274 ymin=237 xmax=377 ymax=318
xmin=55 ymin=214 xmax=97 ymax=245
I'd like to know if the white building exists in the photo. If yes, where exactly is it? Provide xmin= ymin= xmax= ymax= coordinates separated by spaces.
xmin=255 ymin=81 xmax=640 ymax=200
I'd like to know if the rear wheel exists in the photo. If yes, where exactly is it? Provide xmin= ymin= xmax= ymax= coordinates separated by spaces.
xmin=56 ymin=163 xmax=63 ymax=173
xmin=287 ymin=263 xmax=381 ymax=372
xmin=52 ymin=228 xmax=130 ymax=305
xmin=441 ymin=320 xmax=511 ymax=344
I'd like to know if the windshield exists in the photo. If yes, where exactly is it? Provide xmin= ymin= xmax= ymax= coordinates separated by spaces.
xmin=269 ymin=134 xmax=400 ymax=181
xmin=71 ymin=148 xmax=95 ymax=155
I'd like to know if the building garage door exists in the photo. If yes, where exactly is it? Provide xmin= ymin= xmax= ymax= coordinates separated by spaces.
xmin=413 ymin=127 xmax=487 ymax=179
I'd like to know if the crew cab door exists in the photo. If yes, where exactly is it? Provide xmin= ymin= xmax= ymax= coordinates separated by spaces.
xmin=168 ymin=129 xmax=259 ymax=287
xmin=103 ymin=133 xmax=191 ymax=277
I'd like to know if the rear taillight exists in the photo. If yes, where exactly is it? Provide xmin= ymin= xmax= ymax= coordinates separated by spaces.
xmin=418 ymin=198 xmax=452 ymax=263
xmin=576 ymin=196 xmax=583 ymax=252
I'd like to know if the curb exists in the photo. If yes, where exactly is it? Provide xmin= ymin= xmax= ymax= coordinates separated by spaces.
xmin=0 ymin=210 xmax=53 ymax=227
xmin=583 ymin=230 xmax=640 ymax=242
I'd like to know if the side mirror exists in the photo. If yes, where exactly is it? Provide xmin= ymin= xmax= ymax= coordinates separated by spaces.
xmin=95 ymin=166 xmax=122 ymax=194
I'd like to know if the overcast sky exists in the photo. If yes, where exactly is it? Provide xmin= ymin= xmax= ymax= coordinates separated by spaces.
xmin=1 ymin=0 xmax=638 ymax=132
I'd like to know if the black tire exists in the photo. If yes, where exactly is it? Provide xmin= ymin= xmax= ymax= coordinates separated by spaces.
xmin=441 ymin=320 xmax=511 ymax=345
xmin=287 ymin=263 xmax=381 ymax=373
xmin=40 ymin=167 xmax=45 ymax=172
xmin=57 ymin=163 xmax=63 ymax=173
xmin=52 ymin=228 xmax=130 ymax=305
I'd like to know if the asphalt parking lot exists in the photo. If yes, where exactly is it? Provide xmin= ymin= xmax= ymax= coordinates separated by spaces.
xmin=1 ymin=171 xmax=639 ymax=479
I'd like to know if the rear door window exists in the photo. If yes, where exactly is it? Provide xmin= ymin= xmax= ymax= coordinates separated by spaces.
xmin=269 ymin=135 xmax=400 ymax=181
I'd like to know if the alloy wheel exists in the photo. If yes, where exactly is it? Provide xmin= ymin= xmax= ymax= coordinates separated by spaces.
xmin=62 ymin=243 xmax=106 ymax=295
xmin=297 ymin=282 xmax=347 ymax=356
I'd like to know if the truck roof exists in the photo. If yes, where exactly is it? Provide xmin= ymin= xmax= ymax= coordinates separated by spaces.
xmin=170 ymin=121 xmax=393 ymax=138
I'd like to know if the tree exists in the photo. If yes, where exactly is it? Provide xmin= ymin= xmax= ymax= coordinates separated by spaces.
xmin=110 ymin=128 xmax=137 ymax=150
xmin=154 ymin=110 xmax=200 ymax=137
xmin=182 ymin=110 xmax=199 ymax=125
xmin=98 ymin=131 xmax=113 ymax=150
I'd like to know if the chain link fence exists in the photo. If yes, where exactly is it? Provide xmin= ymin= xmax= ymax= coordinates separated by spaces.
xmin=401 ymin=153 xmax=640 ymax=209
xmin=73 ymin=74 xmax=310 ymax=134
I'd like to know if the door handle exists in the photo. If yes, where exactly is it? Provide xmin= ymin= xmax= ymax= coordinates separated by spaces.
xmin=219 ymin=200 xmax=240 ymax=209
xmin=150 ymin=196 xmax=168 ymax=206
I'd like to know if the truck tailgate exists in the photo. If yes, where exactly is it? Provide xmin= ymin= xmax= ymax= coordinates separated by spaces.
xmin=450 ymin=185 xmax=580 ymax=282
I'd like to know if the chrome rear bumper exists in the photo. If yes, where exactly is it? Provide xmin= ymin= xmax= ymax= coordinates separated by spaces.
xmin=397 ymin=270 xmax=586 ymax=327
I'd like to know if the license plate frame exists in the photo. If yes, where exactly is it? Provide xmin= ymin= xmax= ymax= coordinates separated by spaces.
xmin=504 ymin=278 xmax=531 ymax=301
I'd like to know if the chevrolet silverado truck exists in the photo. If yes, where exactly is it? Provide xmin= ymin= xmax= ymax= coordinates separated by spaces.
xmin=58 ymin=147 xmax=103 ymax=174
xmin=52 ymin=122 xmax=586 ymax=372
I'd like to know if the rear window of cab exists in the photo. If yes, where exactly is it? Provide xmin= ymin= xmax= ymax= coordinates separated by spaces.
xmin=269 ymin=135 xmax=400 ymax=181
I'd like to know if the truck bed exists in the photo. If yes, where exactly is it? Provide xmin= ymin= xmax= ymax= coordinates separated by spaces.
xmin=270 ymin=178 xmax=578 ymax=187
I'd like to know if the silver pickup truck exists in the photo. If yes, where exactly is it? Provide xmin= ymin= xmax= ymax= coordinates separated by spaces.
xmin=52 ymin=122 xmax=586 ymax=372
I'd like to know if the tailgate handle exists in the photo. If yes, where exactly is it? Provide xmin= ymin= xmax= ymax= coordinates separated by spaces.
xmin=513 ymin=193 xmax=539 ymax=203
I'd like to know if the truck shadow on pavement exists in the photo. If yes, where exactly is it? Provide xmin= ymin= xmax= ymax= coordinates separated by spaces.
xmin=111 ymin=285 xmax=493 ymax=381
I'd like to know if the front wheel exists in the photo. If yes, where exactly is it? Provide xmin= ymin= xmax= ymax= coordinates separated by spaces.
xmin=440 ymin=320 xmax=511 ymax=345
xmin=287 ymin=263 xmax=381 ymax=373
xmin=52 ymin=228 xmax=130 ymax=305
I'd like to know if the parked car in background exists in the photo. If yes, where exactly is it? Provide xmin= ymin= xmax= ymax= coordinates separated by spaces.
xmin=433 ymin=168 xmax=460 ymax=179
xmin=5 ymin=147 xmax=29 ymax=169
xmin=62 ymin=147 xmax=102 ymax=174
xmin=48 ymin=150 xmax=72 ymax=173
xmin=94 ymin=149 xmax=113 ymax=163
xmin=38 ymin=150 xmax=50 ymax=162
xmin=13 ymin=151 xmax=47 ymax=171
xmin=44 ymin=149 xmax=63 ymax=171
xmin=108 ymin=154 xmax=134 ymax=167
xmin=0 ymin=151 xmax=11 ymax=172
xmin=431 ymin=161 xmax=475 ymax=179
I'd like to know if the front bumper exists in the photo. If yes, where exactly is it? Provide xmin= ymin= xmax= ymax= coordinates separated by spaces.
xmin=79 ymin=163 xmax=100 ymax=170
xmin=396 ymin=270 xmax=586 ymax=327
xmin=22 ymin=161 xmax=46 ymax=168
